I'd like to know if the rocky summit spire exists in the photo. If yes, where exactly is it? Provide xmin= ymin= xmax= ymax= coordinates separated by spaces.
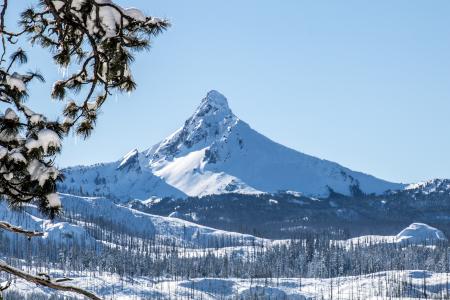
xmin=201 ymin=90 xmax=229 ymax=109
xmin=192 ymin=90 xmax=232 ymax=120
xmin=152 ymin=90 xmax=239 ymax=160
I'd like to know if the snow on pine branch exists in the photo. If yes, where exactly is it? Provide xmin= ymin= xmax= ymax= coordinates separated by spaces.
xmin=21 ymin=0 xmax=171 ymax=137
xmin=0 ymin=0 xmax=168 ymax=216
xmin=51 ymin=0 xmax=168 ymax=38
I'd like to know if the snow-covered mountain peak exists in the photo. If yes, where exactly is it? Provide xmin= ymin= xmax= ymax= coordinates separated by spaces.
xmin=151 ymin=90 xmax=239 ymax=160
xmin=190 ymin=90 xmax=235 ymax=126
xmin=201 ymin=90 xmax=230 ymax=112
xmin=61 ymin=90 xmax=406 ymax=199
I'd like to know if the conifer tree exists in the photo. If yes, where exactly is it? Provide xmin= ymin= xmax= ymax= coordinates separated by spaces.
xmin=0 ymin=0 xmax=168 ymax=298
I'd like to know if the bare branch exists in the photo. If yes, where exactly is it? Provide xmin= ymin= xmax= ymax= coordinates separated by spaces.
xmin=0 ymin=260 xmax=102 ymax=300
xmin=0 ymin=0 xmax=8 ymax=63
xmin=0 ymin=221 xmax=44 ymax=239
xmin=0 ymin=280 xmax=11 ymax=292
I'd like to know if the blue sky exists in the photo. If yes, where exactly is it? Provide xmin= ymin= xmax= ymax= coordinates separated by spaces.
xmin=5 ymin=1 xmax=450 ymax=183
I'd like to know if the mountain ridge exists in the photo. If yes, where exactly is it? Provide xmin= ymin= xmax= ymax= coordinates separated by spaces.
xmin=61 ymin=90 xmax=405 ymax=200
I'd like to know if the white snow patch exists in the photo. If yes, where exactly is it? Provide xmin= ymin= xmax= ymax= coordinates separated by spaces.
xmin=5 ymin=74 xmax=26 ymax=92
xmin=396 ymin=223 xmax=447 ymax=244
xmin=46 ymin=193 xmax=61 ymax=208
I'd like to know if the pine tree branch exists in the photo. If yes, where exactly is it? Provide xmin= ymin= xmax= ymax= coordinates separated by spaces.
xmin=0 ymin=260 xmax=102 ymax=300
xmin=0 ymin=0 xmax=8 ymax=63
xmin=0 ymin=221 xmax=44 ymax=239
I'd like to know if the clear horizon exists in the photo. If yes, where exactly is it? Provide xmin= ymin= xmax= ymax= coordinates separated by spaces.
xmin=5 ymin=0 xmax=450 ymax=184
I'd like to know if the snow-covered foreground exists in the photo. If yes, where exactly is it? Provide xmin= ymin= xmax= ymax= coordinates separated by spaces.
xmin=4 ymin=270 xmax=450 ymax=299
xmin=0 ymin=194 xmax=448 ymax=299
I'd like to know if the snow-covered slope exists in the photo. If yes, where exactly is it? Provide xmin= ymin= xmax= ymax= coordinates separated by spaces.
xmin=3 ymin=194 xmax=445 ymax=251
xmin=61 ymin=90 xmax=405 ymax=199
xmin=0 ymin=194 xmax=266 ymax=249
xmin=341 ymin=223 xmax=447 ymax=247
xmin=405 ymin=179 xmax=450 ymax=195
xmin=0 ymin=201 xmax=96 ymax=247
xmin=61 ymin=153 xmax=186 ymax=201
xmin=60 ymin=194 xmax=265 ymax=248
xmin=396 ymin=223 xmax=447 ymax=244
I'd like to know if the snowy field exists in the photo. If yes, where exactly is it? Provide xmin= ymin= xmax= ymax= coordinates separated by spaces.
xmin=3 ymin=270 xmax=450 ymax=299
